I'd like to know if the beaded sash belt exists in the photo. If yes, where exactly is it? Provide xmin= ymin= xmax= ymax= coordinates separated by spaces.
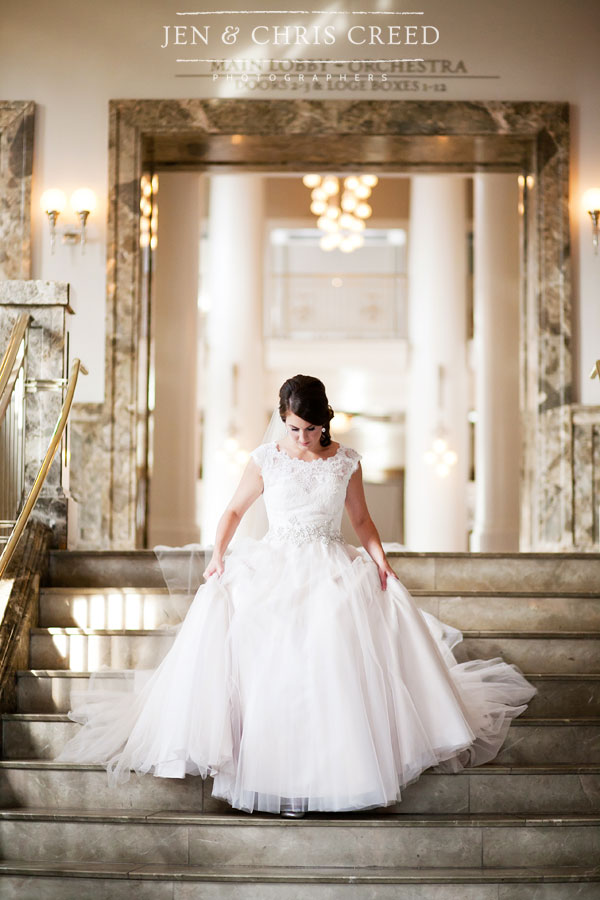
xmin=265 ymin=523 xmax=344 ymax=546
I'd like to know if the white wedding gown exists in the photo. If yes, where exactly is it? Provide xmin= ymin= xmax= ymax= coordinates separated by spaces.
xmin=55 ymin=440 xmax=537 ymax=814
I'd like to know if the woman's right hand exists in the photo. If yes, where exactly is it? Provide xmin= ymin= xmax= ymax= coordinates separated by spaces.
xmin=203 ymin=554 xmax=224 ymax=579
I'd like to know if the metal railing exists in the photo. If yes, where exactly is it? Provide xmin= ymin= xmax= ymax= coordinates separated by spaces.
xmin=0 ymin=313 xmax=30 ymax=550
xmin=0 ymin=314 xmax=87 ymax=577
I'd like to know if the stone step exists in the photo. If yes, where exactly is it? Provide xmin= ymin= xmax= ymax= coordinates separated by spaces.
xmin=0 ymin=862 xmax=598 ymax=900
xmin=16 ymin=670 xmax=600 ymax=717
xmin=3 ymin=714 xmax=600 ymax=766
xmin=452 ymin=632 xmax=600 ymax=674
xmin=39 ymin=586 xmax=600 ymax=631
xmin=45 ymin=549 xmax=600 ymax=593
xmin=416 ymin=592 xmax=600 ymax=631
xmin=0 ymin=810 xmax=599 ymax=870
xmin=38 ymin=588 xmax=178 ymax=630
xmin=26 ymin=627 xmax=600 ymax=674
xmin=29 ymin=628 xmax=177 ymax=670
xmin=0 ymin=760 xmax=598 ymax=815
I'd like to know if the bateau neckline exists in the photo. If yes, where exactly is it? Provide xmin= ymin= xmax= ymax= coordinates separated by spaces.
xmin=273 ymin=441 xmax=343 ymax=464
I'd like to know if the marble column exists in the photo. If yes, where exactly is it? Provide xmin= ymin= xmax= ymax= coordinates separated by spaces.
xmin=471 ymin=174 xmax=521 ymax=551
xmin=201 ymin=175 xmax=265 ymax=544
xmin=405 ymin=176 xmax=469 ymax=551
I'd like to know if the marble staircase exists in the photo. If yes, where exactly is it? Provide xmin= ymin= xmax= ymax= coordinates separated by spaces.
xmin=0 ymin=550 xmax=599 ymax=898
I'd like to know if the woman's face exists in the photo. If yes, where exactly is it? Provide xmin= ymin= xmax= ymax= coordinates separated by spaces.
xmin=284 ymin=412 xmax=322 ymax=451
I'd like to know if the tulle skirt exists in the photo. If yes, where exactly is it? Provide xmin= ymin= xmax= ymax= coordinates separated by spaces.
xmin=54 ymin=536 xmax=537 ymax=814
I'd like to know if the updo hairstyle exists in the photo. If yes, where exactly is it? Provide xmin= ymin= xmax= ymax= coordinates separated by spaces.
xmin=278 ymin=374 xmax=335 ymax=447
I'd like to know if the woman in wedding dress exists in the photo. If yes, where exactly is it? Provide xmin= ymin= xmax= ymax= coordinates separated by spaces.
xmin=56 ymin=373 xmax=537 ymax=817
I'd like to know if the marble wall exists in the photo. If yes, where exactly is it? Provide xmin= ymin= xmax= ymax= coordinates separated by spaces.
xmin=74 ymin=98 xmax=572 ymax=551
xmin=572 ymin=406 xmax=600 ymax=550
xmin=0 ymin=280 xmax=73 ymax=549
xmin=0 ymin=102 xmax=34 ymax=280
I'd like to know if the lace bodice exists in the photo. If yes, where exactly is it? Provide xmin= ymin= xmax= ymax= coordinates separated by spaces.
xmin=249 ymin=441 xmax=362 ymax=546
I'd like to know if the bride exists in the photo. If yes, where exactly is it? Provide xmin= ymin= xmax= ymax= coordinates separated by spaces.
xmin=55 ymin=373 xmax=537 ymax=817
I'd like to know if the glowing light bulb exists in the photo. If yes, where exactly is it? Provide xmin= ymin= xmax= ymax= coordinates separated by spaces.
xmin=347 ymin=216 xmax=365 ymax=232
xmin=341 ymin=191 xmax=357 ymax=212
xmin=339 ymin=213 xmax=355 ymax=230
xmin=322 ymin=176 xmax=339 ymax=196
xmin=71 ymin=188 xmax=96 ymax=214
xmin=303 ymin=174 xmax=322 ymax=188
xmin=320 ymin=232 xmax=341 ymax=251
xmin=41 ymin=189 xmax=66 ymax=213
xmin=355 ymin=202 xmax=372 ymax=219
xmin=583 ymin=188 xmax=600 ymax=212
xmin=317 ymin=215 xmax=338 ymax=233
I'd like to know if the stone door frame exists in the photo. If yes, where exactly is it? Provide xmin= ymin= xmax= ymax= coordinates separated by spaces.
xmin=0 ymin=101 xmax=34 ymax=279
xmin=100 ymin=99 xmax=570 ymax=549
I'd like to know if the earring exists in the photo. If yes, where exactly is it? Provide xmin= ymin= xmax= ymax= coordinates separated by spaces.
xmin=322 ymin=427 xmax=326 ymax=433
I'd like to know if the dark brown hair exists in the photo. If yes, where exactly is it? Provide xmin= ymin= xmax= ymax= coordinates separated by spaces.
xmin=278 ymin=375 xmax=334 ymax=447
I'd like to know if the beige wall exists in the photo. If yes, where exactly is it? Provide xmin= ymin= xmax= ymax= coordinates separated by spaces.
xmin=1 ymin=0 xmax=598 ymax=403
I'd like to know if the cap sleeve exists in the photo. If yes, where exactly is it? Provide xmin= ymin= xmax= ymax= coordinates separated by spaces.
xmin=343 ymin=445 xmax=362 ymax=476
xmin=249 ymin=442 xmax=270 ymax=471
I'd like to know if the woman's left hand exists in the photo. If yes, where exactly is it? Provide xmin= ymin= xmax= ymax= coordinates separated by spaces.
xmin=377 ymin=560 xmax=400 ymax=591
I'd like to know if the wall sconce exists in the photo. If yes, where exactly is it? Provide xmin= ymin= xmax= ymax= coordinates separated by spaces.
xmin=582 ymin=188 xmax=600 ymax=255
xmin=40 ymin=188 xmax=96 ymax=254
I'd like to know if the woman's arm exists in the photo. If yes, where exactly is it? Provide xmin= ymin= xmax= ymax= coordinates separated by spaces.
xmin=203 ymin=458 xmax=264 ymax=578
xmin=345 ymin=462 xmax=399 ymax=590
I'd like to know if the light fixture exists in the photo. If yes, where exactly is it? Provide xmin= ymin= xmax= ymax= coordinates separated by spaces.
xmin=40 ymin=189 xmax=66 ymax=254
xmin=302 ymin=172 xmax=380 ymax=253
xmin=139 ymin=173 xmax=159 ymax=250
xmin=41 ymin=187 xmax=96 ymax=254
xmin=70 ymin=188 xmax=96 ymax=251
xmin=583 ymin=188 xmax=600 ymax=255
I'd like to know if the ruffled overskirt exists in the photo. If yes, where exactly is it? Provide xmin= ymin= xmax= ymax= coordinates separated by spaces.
xmin=55 ymin=537 xmax=537 ymax=813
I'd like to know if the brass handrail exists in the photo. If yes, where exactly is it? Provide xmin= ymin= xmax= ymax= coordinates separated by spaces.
xmin=0 ymin=313 xmax=31 ymax=424
xmin=0 ymin=357 xmax=88 ymax=579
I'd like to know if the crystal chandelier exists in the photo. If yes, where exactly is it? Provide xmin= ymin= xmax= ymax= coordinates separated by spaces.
xmin=302 ymin=173 xmax=378 ymax=252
